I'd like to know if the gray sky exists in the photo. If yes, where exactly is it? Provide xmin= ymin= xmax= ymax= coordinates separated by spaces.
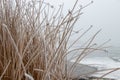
xmin=46 ymin=0 xmax=120 ymax=47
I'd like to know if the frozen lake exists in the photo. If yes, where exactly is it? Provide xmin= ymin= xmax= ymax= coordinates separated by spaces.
xmin=70 ymin=46 xmax=120 ymax=80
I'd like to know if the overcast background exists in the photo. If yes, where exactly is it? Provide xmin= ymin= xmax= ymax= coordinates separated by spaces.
xmin=44 ymin=1 xmax=120 ymax=78
xmin=45 ymin=0 xmax=120 ymax=50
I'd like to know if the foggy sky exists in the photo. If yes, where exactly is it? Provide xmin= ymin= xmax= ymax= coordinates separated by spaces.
xmin=45 ymin=0 xmax=120 ymax=47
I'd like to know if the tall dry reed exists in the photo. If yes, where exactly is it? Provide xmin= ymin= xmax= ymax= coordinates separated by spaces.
xmin=0 ymin=0 xmax=107 ymax=80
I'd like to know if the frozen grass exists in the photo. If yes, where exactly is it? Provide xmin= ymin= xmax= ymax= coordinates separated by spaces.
xmin=0 ymin=0 xmax=110 ymax=80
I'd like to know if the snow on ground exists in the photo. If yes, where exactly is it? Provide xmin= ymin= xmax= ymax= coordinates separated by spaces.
xmin=79 ymin=57 xmax=120 ymax=80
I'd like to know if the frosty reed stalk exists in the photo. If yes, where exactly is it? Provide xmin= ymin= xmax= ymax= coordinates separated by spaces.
xmin=0 ymin=0 xmax=106 ymax=80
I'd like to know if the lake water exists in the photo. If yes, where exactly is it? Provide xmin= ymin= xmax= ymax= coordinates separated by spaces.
xmin=68 ymin=46 xmax=120 ymax=79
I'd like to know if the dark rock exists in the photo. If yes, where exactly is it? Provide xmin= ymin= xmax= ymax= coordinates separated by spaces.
xmin=67 ymin=61 xmax=97 ymax=79
xmin=79 ymin=78 xmax=86 ymax=80
xmin=72 ymin=78 xmax=88 ymax=80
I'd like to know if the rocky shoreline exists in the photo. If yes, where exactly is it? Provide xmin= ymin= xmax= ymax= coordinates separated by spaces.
xmin=78 ymin=77 xmax=116 ymax=80
xmin=68 ymin=61 xmax=116 ymax=80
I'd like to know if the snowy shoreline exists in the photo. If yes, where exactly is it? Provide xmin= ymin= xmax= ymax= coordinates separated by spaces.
xmin=77 ymin=57 xmax=120 ymax=80
xmin=68 ymin=60 xmax=116 ymax=80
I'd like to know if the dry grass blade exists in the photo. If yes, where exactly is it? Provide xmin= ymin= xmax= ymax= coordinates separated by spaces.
xmin=1 ymin=24 xmax=26 ymax=72
xmin=0 ymin=60 xmax=11 ymax=80
xmin=100 ymin=68 xmax=120 ymax=78
xmin=25 ymin=73 xmax=34 ymax=80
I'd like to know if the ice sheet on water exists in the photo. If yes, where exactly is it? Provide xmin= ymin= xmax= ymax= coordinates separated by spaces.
xmin=78 ymin=57 xmax=120 ymax=80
